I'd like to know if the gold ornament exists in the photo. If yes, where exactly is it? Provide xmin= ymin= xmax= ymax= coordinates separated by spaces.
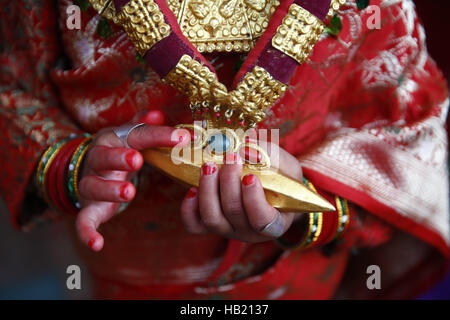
xmin=88 ymin=0 xmax=336 ymax=213
xmin=272 ymin=4 xmax=325 ymax=65
xmin=115 ymin=0 xmax=171 ymax=56
xmin=326 ymin=0 xmax=347 ymax=20
xmin=89 ymin=0 xmax=279 ymax=53
xmin=170 ymin=0 xmax=280 ymax=53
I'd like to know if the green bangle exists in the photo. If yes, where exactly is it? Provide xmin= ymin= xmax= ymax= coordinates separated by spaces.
xmin=67 ymin=137 xmax=92 ymax=209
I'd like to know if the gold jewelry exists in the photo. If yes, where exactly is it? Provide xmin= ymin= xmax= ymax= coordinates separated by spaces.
xmin=272 ymin=4 xmax=325 ymax=65
xmin=73 ymin=142 xmax=92 ymax=201
xmin=332 ymin=196 xmax=350 ymax=240
xmin=172 ymin=0 xmax=280 ymax=53
xmin=89 ymin=0 xmax=280 ymax=53
xmin=326 ymin=0 xmax=347 ymax=20
xmin=274 ymin=180 xmax=324 ymax=250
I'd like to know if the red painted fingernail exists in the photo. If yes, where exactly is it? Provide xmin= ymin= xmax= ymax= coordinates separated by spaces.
xmin=120 ymin=184 xmax=130 ymax=200
xmin=186 ymin=188 xmax=197 ymax=199
xmin=202 ymin=163 xmax=217 ymax=175
xmin=224 ymin=152 xmax=238 ymax=163
xmin=242 ymin=174 xmax=256 ymax=186
xmin=88 ymin=238 xmax=96 ymax=249
xmin=125 ymin=152 xmax=136 ymax=168
xmin=240 ymin=147 xmax=262 ymax=163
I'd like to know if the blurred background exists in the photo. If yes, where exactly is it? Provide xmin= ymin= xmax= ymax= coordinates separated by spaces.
xmin=0 ymin=0 xmax=449 ymax=300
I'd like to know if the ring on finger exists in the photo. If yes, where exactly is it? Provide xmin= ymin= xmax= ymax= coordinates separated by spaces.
xmin=113 ymin=123 xmax=146 ymax=148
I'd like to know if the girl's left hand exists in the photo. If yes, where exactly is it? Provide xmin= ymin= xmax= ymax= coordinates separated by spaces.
xmin=180 ymin=143 xmax=303 ymax=243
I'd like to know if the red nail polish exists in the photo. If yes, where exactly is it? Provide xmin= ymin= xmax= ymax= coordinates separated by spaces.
xmin=242 ymin=174 xmax=256 ymax=186
xmin=88 ymin=238 xmax=96 ymax=249
xmin=240 ymin=147 xmax=262 ymax=163
xmin=224 ymin=152 xmax=238 ymax=163
xmin=120 ymin=184 xmax=129 ymax=200
xmin=186 ymin=188 xmax=197 ymax=199
xmin=202 ymin=163 xmax=216 ymax=175
xmin=125 ymin=152 xmax=136 ymax=168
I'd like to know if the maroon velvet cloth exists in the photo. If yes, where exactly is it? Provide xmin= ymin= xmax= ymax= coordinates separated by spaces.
xmin=296 ymin=0 xmax=331 ymax=20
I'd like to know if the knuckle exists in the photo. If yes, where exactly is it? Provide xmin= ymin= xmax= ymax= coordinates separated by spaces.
xmin=200 ymin=215 xmax=222 ymax=230
xmin=78 ymin=177 xmax=92 ymax=198
xmin=222 ymin=199 xmax=244 ymax=218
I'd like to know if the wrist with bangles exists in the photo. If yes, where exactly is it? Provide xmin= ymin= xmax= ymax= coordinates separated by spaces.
xmin=35 ymin=133 xmax=137 ymax=215
xmin=35 ymin=133 xmax=92 ymax=215
xmin=275 ymin=178 xmax=351 ymax=250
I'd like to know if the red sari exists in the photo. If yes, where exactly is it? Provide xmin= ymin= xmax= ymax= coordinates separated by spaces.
xmin=0 ymin=0 xmax=448 ymax=299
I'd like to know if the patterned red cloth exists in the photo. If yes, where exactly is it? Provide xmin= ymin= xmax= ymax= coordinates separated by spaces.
xmin=0 ymin=0 xmax=448 ymax=299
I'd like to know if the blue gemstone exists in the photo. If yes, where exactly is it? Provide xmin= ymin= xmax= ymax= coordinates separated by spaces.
xmin=208 ymin=133 xmax=231 ymax=153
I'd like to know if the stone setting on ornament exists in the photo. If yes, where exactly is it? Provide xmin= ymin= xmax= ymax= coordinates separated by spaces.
xmin=207 ymin=132 xmax=231 ymax=155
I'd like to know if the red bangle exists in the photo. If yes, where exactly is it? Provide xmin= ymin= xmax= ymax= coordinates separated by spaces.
xmin=52 ymin=137 xmax=86 ymax=215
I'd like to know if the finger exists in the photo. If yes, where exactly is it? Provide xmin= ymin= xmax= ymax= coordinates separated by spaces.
xmin=137 ymin=110 xmax=166 ymax=126
xmin=244 ymin=142 xmax=302 ymax=180
xmin=79 ymin=175 xmax=136 ymax=203
xmin=87 ymin=146 xmax=143 ymax=173
xmin=97 ymin=126 xmax=190 ymax=150
xmin=219 ymin=153 xmax=249 ymax=232
xmin=198 ymin=162 xmax=233 ymax=234
xmin=180 ymin=187 xmax=208 ymax=234
xmin=241 ymin=174 xmax=286 ymax=238
xmin=127 ymin=125 xmax=190 ymax=150
xmin=76 ymin=202 xmax=118 ymax=251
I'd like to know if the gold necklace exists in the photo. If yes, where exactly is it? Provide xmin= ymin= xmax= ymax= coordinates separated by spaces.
xmin=91 ymin=0 xmax=279 ymax=53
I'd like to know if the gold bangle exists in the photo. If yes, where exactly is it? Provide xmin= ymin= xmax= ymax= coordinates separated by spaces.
xmin=73 ymin=141 xmax=92 ymax=200
xmin=275 ymin=179 xmax=323 ymax=250
xmin=332 ymin=196 xmax=350 ymax=241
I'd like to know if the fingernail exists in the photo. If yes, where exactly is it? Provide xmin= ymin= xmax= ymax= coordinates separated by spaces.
xmin=186 ymin=187 xmax=197 ymax=199
xmin=261 ymin=211 xmax=284 ymax=238
xmin=202 ymin=163 xmax=217 ymax=176
xmin=224 ymin=152 xmax=238 ymax=164
xmin=242 ymin=174 xmax=256 ymax=186
xmin=172 ymin=130 xmax=188 ymax=144
xmin=139 ymin=110 xmax=164 ymax=125
xmin=239 ymin=147 xmax=262 ymax=163
xmin=125 ymin=152 xmax=136 ymax=168
xmin=120 ymin=184 xmax=130 ymax=200
xmin=88 ymin=238 xmax=96 ymax=249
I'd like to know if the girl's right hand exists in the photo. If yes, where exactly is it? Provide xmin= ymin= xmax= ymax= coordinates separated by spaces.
xmin=75 ymin=111 xmax=189 ymax=252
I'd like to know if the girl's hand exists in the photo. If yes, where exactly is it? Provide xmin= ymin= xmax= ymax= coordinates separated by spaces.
xmin=180 ymin=144 xmax=303 ymax=243
xmin=76 ymin=111 xmax=189 ymax=251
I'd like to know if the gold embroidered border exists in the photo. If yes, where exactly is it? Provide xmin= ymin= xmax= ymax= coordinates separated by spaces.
xmin=115 ymin=0 xmax=171 ymax=56
xmin=230 ymin=66 xmax=287 ymax=124
xmin=272 ymin=4 xmax=325 ymax=65
xmin=163 ymin=55 xmax=229 ymax=103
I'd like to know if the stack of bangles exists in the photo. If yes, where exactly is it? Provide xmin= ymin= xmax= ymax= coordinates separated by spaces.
xmin=35 ymin=133 xmax=93 ymax=216
xmin=275 ymin=178 xmax=351 ymax=250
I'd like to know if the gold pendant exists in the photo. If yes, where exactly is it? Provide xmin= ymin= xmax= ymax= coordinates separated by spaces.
xmin=168 ymin=0 xmax=280 ymax=53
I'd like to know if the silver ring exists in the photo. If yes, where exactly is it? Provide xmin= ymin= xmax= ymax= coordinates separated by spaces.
xmin=260 ymin=210 xmax=284 ymax=238
xmin=113 ymin=123 xmax=146 ymax=148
